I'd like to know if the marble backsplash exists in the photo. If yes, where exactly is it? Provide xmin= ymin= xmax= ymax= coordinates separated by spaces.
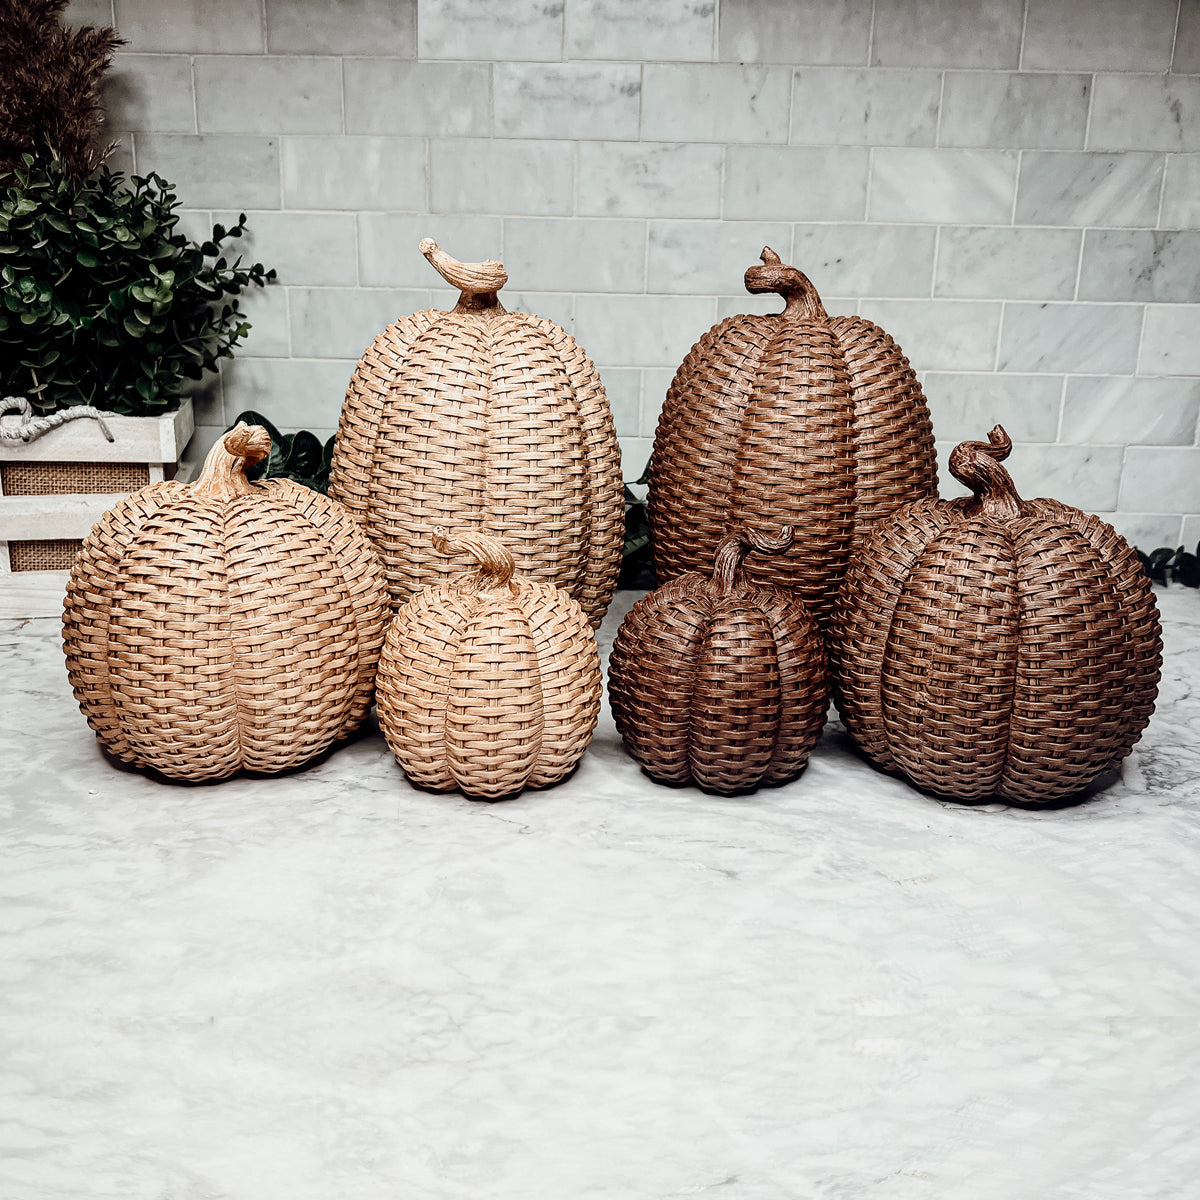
xmin=68 ymin=0 xmax=1200 ymax=548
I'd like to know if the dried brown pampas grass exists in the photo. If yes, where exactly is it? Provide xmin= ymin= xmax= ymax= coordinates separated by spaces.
xmin=0 ymin=0 xmax=124 ymax=182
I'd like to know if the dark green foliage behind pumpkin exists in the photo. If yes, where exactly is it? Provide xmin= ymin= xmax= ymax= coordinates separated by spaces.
xmin=225 ymin=411 xmax=335 ymax=495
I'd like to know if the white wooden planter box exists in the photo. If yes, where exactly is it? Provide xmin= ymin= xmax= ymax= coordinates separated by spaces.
xmin=0 ymin=399 xmax=194 ymax=618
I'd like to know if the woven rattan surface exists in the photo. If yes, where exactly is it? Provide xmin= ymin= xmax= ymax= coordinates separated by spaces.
xmin=829 ymin=426 xmax=1162 ymax=805
xmin=8 ymin=538 xmax=80 ymax=571
xmin=2 ymin=460 xmax=150 ymax=495
xmin=62 ymin=426 xmax=389 ymax=782
xmin=377 ymin=527 xmax=601 ymax=799
xmin=648 ymin=248 xmax=937 ymax=629
xmin=608 ymin=526 xmax=828 ymax=795
xmin=329 ymin=239 xmax=624 ymax=630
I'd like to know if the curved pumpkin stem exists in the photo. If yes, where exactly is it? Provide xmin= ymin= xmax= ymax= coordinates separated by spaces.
xmin=950 ymin=425 xmax=1028 ymax=519
xmin=712 ymin=525 xmax=794 ymax=594
xmin=191 ymin=424 xmax=272 ymax=501
xmin=743 ymin=247 xmax=827 ymax=320
xmin=420 ymin=238 xmax=508 ymax=316
xmin=432 ymin=526 xmax=517 ymax=590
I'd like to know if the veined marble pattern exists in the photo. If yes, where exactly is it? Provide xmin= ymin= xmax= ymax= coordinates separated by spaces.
xmin=3 ymin=590 xmax=1199 ymax=1199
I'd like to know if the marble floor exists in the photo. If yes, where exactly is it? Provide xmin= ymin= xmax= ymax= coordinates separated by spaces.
xmin=2 ymin=588 xmax=1199 ymax=1200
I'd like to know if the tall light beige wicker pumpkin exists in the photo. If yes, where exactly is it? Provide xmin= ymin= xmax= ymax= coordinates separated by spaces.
xmin=329 ymin=239 xmax=624 ymax=629
xmin=648 ymin=247 xmax=937 ymax=628
xmin=377 ymin=528 xmax=602 ymax=799
xmin=62 ymin=425 xmax=389 ymax=781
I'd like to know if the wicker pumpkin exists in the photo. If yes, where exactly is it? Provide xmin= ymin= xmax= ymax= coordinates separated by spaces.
xmin=608 ymin=526 xmax=828 ymax=794
xmin=648 ymin=247 xmax=937 ymax=627
xmin=62 ymin=425 xmax=389 ymax=781
xmin=377 ymin=527 xmax=602 ymax=799
xmin=329 ymin=238 xmax=624 ymax=629
xmin=830 ymin=426 xmax=1162 ymax=805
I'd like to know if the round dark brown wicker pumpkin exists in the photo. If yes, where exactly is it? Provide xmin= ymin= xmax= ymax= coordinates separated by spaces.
xmin=608 ymin=526 xmax=828 ymax=794
xmin=62 ymin=425 xmax=389 ymax=781
xmin=376 ymin=527 xmax=602 ymax=799
xmin=329 ymin=238 xmax=624 ymax=629
xmin=829 ymin=426 xmax=1162 ymax=805
xmin=648 ymin=247 xmax=937 ymax=628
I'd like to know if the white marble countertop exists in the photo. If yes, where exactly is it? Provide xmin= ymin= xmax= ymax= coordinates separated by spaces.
xmin=3 ymin=587 xmax=1199 ymax=1200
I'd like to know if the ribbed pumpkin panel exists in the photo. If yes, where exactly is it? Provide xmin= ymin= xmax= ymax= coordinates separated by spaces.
xmin=484 ymin=316 xmax=588 ymax=599
xmin=1001 ymin=515 xmax=1162 ymax=802
xmin=829 ymin=499 xmax=961 ymax=767
xmin=222 ymin=494 xmax=360 ymax=774
xmin=689 ymin=600 xmax=782 ymax=793
xmin=366 ymin=315 xmax=491 ymax=604
xmin=730 ymin=319 xmax=856 ymax=623
xmin=285 ymin=482 xmax=391 ymax=738
xmin=751 ymin=588 xmax=829 ymax=785
xmin=649 ymin=317 xmax=772 ymax=582
xmin=525 ymin=316 xmax=624 ymax=629
xmin=444 ymin=596 xmax=543 ymax=798
xmin=828 ymin=316 xmax=938 ymax=533
xmin=103 ymin=498 xmax=242 ymax=780
xmin=329 ymin=310 xmax=441 ymax=525
xmin=607 ymin=578 xmax=708 ymax=783
xmin=63 ymin=483 xmax=177 ymax=766
xmin=517 ymin=579 xmax=601 ymax=789
xmin=375 ymin=586 xmax=474 ymax=792
xmin=880 ymin=520 xmax=1020 ymax=799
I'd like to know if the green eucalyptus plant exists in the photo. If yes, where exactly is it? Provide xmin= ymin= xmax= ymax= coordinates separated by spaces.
xmin=0 ymin=152 xmax=274 ymax=417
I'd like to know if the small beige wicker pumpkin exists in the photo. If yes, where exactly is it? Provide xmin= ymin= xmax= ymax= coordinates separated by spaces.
xmin=648 ymin=247 xmax=937 ymax=628
xmin=62 ymin=425 xmax=389 ymax=781
xmin=377 ymin=527 xmax=602 ymax=799
xmin=329 ymin=238 xmax=624 ymax=628
xmin=830 ymin=426 xmax=1162 ymax=805
xmin=608 ymin=526 xmax=828 ymax=794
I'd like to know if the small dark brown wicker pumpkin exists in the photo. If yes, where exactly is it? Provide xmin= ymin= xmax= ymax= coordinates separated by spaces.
xmin=830 ymin=426 xmax=1162 ymax=805
xmin=648 ymin=247 xmax=937 ymax=628
xmin=329 ymin=239 xmax=624 ymax=629
xmin=62 ymin=425 xmax=389 ymax=781
xmin=376 ymin=527 xmax=602 ymax=800
xmin=608 ymin=526 xmax=828 ymax=795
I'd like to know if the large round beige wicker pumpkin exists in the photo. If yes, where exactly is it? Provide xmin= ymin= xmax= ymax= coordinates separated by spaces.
xmin=329 ymin=238 xmax=624 ymax=629
xmin=62 ymin=425 xmax=389 ymax=782
xmin=648 ymin=247 xmax=937 ymax=628
xmin=608 ymin=526 xmax=828 ymax=794
xmin=377 ymin=527 xmax=602 ymax=799
xmin=830 ymin=426 xmax=1162 ymax=805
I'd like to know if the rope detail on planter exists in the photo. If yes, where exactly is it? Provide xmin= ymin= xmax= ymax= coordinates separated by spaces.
xmin=0 ymin=397 xmax=115 ymax=443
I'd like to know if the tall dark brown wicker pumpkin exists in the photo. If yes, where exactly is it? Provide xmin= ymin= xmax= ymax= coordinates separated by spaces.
xmin=829 ymin=426 xmax=1162 ymax=805
xmin=608 ymin=526 xmax=828 ymax=794
xmin=648 ymin=247 xmax=937 ymax=627
xmin=329 ymin=239 xmax=624 ymax=629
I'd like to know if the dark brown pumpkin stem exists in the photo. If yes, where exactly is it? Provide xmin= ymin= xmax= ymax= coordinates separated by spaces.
xmin=743 ymin=247 xmax=827 ymax=319
xmin=433 ymin=526 xmax=516 ymax=590
xmin=712 ymin=526 xmax=794 ymax=594
xmin=192 ymin=423 xmax=271 ymax=501
xmin=421 ymin=238 xmax=508 ymax=316
xmin=950 ymin=425 xmax=1027 ymax=519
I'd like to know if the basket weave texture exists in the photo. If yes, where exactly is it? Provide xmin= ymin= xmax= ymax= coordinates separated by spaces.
xmin=62 ymin=426 xmax=389 ymax=782
xmin=648 ymin=247 xmax=937 ymax=628
xmin=608 ymin=526 xmax=828 ymax=795
xmin=829 ymin=426 xmax=1162 ymax=805
xmin=377 ymin=527 xmax=601 ymax=799
xmin=329 ymin=239 xmax=624 ymax=630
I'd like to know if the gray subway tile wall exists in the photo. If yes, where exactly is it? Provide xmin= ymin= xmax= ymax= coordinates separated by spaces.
xmin=72 ymin=0 xmax=1200 ymax=547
